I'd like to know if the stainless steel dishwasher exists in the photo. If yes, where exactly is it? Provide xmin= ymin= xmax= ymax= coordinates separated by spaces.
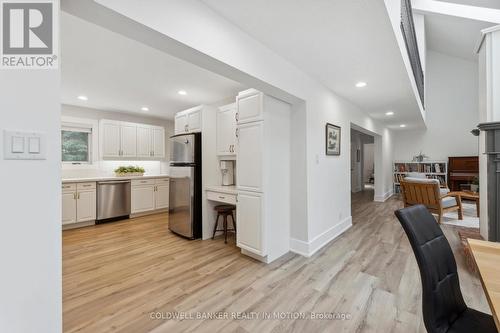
xmin=97 ymin=180 xmax=131 ymax=222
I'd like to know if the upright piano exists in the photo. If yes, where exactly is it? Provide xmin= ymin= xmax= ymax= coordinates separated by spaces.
xmin=448 ymin=156 xmax=479 ymax=191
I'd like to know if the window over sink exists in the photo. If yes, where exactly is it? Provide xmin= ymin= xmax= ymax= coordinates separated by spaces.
xmin=62 ymin=125 xmax=92 ymax=164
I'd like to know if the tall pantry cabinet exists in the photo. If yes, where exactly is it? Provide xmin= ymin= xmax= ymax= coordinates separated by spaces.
xmin=235 ymin=89 xmax=291 ymax=263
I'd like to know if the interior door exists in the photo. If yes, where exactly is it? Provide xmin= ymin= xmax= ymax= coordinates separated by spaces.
xmin=136 ymin=126 xmax=151 ymax=158
xmin=102 ymin=122 xmax=121 ymax=157
xmin=236 ymin=122 xmax=263 ymax=192
xmin=120 ymin=123 xmax=137 ymax=157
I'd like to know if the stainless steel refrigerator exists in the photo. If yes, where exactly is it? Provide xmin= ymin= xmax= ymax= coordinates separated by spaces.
xmin=168 ymin=133 xmax=202 ymax=239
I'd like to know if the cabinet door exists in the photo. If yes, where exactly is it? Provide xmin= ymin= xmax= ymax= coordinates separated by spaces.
xmin=236 ymin=122 xmax=263 ymax=192
xmin=136 ymin=125 xmax=152 ymax=158
xmin=155 ymin=184 xmax=170 ymax=209
xmin=236 ymin=191 xmax=265 ymax=255
xmin=187 ymin=109 xmax=202 ymax=132
xmin=62 ymin=192 xmax=77 ymax=225
xmin=237 ymin=90 xmax=263 ymax=124
xmin=217 ymin=104 xmax=237 ymax=156
xmin=131 ymin=185 xmax=155 ymax=213
xmin=120 ymin=123 xmax=137 ymax=157
xmin=101 ymin=122 xmax=121 ymax=157
xmin=175 ymin=114 xmax=188 ymax=134
xmin=76 ymin=190 xmax=96 ymax=222
xmin=152 ymin=127 xmax=165 ymax=158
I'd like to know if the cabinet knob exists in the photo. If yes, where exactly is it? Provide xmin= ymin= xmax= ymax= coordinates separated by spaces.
xmin=235 ymin=112 xmax=239 ymax=122
xmin=235 ymin=128 xmax=239 ymax=138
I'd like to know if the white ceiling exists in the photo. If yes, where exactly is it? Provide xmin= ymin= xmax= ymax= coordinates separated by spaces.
xmin=61 ymin=12 xmax=244 ymax=119
xmin=436 ymin=0 xmax=500 ymax=9
xmin=425 ymin=13 xmax=495 ymax=61
xmin=201 ymin=0 xmax=422 ymax=130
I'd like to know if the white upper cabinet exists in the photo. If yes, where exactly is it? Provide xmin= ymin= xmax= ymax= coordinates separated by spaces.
xmin=152 ymin=127 xmax=165 ymax=158
xmin=187 ymin=108 xmax=202 ymax=132
xmin=236 ymin=121 xmax=263 ymax=192
xmin=217 ymin=103 xmax=237 ymax=156
xmin=175 ymin=113 xmax=188 ymax=134
xmin=101 ymin=121 xmax=121 ymax=157
xmin=101 ymin=120 xmax=165 ymax=160
xmin=174 ymin=106 xmax=203 ymax=134
xmin=120 ymin=123 xmax=137 ymax=157
xmin=136 ymin=125 xmax=152 ymax=158
xmin=236 ymin=89 xmax=263 ymax=124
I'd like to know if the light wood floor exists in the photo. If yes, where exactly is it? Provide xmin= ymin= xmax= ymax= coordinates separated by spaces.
xmin=63 ymin=190 xmax=490 ymax=333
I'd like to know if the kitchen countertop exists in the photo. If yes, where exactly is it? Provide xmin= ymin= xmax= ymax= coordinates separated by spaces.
xmin=205 ymin=185 xmax=238 ymax=195
xmin=62 ymin=174 xmax=169 ymax=184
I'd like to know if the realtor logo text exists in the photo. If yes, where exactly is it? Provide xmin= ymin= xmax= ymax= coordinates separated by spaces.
xmin=1 ymin=0 xmax=58 ymax=69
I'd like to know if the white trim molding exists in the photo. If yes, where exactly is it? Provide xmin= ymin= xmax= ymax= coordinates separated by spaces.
xmin=290 ymin=216 xmax=352 ymax=257
xmin=374 ymin=189 xmax=394 ymax=202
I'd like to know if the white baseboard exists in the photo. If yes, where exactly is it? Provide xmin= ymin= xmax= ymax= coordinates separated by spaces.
xmin=374 ymin=189 xmax=394 ymax=202
xmin=290 ymin=216 xmax=352 ymax=257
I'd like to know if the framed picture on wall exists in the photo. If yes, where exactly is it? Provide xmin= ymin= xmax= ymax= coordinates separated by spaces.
xmin=325 ymin=123 xmax=341 ymax=156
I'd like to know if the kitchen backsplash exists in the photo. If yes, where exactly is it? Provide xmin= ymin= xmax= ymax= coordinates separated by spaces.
xmin=62 ymin=160 xmax=170 ymax=179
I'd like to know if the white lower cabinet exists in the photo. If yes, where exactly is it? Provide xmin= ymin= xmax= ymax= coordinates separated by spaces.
xmin=131 ymin=178 xmax=169 ymax=214
xmin=76 ymin=190 xmax=97 ymax=222
xmin=62 ymin=182 xmax=96 ymax=225
xmin=62 ymin=191 xmax=77 ymax=225
xmin=131 ymin=184 xmax=155 ymax=213
xmin=236 ymin=191 xmax=265 ymax=256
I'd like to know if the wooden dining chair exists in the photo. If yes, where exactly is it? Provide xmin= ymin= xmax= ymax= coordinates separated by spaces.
xmin=400 ymin=178 xmax=463 ymax=223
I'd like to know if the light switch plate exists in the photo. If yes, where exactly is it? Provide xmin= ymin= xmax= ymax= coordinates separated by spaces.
xmin=3 ymin=130 xmax=46 ymax=160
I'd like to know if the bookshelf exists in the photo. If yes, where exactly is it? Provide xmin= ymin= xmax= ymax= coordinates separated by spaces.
xmin=393 ymin=161 xmax=448 ymax=194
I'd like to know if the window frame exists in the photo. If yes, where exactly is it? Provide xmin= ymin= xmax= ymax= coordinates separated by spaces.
xmin=61 ymin=116 xmax=99 ymax=169
xmin=61 ymin=126 xmax=92 ymax=164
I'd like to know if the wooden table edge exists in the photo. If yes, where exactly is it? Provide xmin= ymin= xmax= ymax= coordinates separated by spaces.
xmin=467 ymin=238 xmax=500 ymax=330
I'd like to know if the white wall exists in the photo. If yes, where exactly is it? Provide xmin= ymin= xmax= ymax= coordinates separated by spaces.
xmin=69 ymin=0 xmax=395 ymax=256
xmin=393 ymin=51 xmax=479 ymax=161
xmin=364 ymin=144 xmax=375 ymax=183
xmin=61 ymin=104 xmax=174 ymax=178
xmin=0 ymin=69 xmax=61 ymax=331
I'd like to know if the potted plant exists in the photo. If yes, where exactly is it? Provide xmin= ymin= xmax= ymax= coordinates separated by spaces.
xmin=114 ymin=165 xmax=145 ymax=177
xmin=470 ymin=176 xmax=479 ymax=193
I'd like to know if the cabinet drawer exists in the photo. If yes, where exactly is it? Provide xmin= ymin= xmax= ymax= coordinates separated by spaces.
xmin=155 ymin=178 xmax=170 ymax=185
xmin=77 ymin=182 xmax=96 ymax=190
xmin=206 ymin=191 xmax=237 ymax=204
xmin=62 ymin=183 xmax=76 ymax=192
xmin=132 ymin=179 xmax=155 ymax=186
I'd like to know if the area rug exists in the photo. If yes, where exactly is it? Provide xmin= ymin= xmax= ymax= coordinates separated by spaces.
xmin=441 ymin=203 xmax=479 ymax=229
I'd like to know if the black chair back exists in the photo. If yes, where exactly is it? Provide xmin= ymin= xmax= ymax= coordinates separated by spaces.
xmin=395 ymin=204 xmax=467 ymax=333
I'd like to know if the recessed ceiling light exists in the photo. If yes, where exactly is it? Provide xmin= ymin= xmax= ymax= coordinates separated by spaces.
xmin=77 ymin=95 xmax=88 ymax=101
xmin=400 ymin=124 xmax=406 ymax=128
xmin=178 ymin=90 xmax=187 ymax=95
xmin=141 ymin=106 xmax=149 ymax=112
xmin=385 ymin=111 xmax=394 ymax=116
xmin=355 ymin=82 xmax=367 ymax=88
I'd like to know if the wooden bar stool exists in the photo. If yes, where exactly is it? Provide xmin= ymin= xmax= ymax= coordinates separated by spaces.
xmin=212 ymin=205 xmax=236 ymax=244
